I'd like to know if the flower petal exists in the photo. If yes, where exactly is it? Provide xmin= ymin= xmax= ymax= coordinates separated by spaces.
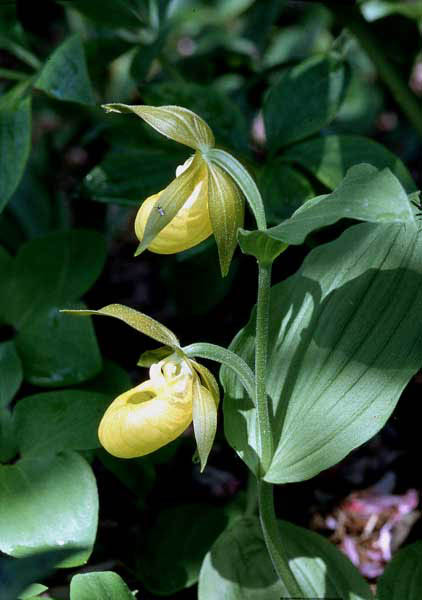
xmin=135 ymin=154 xmax=212 ymax=254
xmin=207 ymin=162 xmax=244 ymax=277
xmin=190 ymin=359 xmax=220 ymax=408
xmin=192 ymin=377 xmax=218 ymax=472
xmin=102 ymin=104 xmax=215 ymax=150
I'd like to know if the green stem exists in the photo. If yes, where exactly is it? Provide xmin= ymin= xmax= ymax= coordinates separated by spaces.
xmin=255 ymin=261 xmax=302 ymax=596
xmin=0 ymin=68 xmax=30 ymax=81
xmin=334 ymin=5 xmax=422 ymax=138
xmin=258 ymin=480 xmax=303 ymax=597
xmin=255 ymin=261 xmax=273 ymax=474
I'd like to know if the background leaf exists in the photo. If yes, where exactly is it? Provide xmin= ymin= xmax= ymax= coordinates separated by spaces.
xmin=35 ymin=34 xmax=95 ymax=105
xmin=198 ymin=516 xmax=371 ymax=599
xmin=0 ymin=340 xmax=22 ymax=408
xmin=0 ymin=89 xmax=31 ymax=214
xmin=223 ymin=220 xmax=422 ymax=482
xmin=377 ymin=541 xmax=422 ymax=599
xmin=263 ymin=54 xmax=349 ymax=152
xmin=282 ymin=134 xmax=416 ymax=192
xmin=0 ymin=549 xmax=81 ymax=600
xmin=0 ymin=452 xmax=98 ymax=567
xmin=14 ymin=390 xmax=111 ymax=457
xmin=70 ymin=571 xmax=135 ymax=600
xmin=137 ymin=504 xmax=230 ymax=595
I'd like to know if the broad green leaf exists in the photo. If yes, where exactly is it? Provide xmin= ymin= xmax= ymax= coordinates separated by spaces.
xmin=0 ymin=549 xmax=81 ymax=600
xmin=0 ymin=88 xmax=31 ymax=213
xmin=377 ymin=541 xmax=422 ymax=599
xmin=283 ymin=134 xmax=415 ymax=192
xmin=70 ymin=571 xmax=135 ymax=600
xmin=16 ymin=304 xmax=102 ymax=387
xmin=1 ymin=230 xmax=106 ymax=327
xmin=362 ymin=0 xmax=422 ymax=21
xmin=96 ymin=448 xmax=156 ymax=503
xmin=238 ymin=164 xmax=413 ymax=261
xmin=223 ymin=220 xmax=422 ymax=482
xmin=62 ymin=303 xmax=180 ymax=348
xmin=0 ymin=408 xmax=17 ymax=463
xmin=84 ymin=145 xmax=188 ymax=206
xmin=7 ymin=170 xmax=52 ymax=239
xmin=103 ymin=104 xmax=215 ymax=150
xmin=0 ymin=452 xmax=98 ymax=566
xmin=263 ymin=54 xmax=349 ymax=151
xmin=35 ymin=34 xmax=95 ymax=105
xmin=137 ymin=504 xmax=229 ymax=595
xmin=18 ymin=582 xmax=48 ymax=598
xmin=258 ymin=162 xmax=314 ymax=225
xmin=130 ymin=34 xmax=166 ymax=82
xmin=198 ymin=516 xmax=372 ymax=600
xmin=14 ymin=390 xmax=111 ymax=457
xmin=207 ymin=162 xmax=244 ymax=276
xmin=0 ymin=341 xmax=23 ymax=408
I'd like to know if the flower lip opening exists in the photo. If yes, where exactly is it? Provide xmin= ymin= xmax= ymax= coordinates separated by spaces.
xmin=127 ymin=390 xmax=156 ymax=404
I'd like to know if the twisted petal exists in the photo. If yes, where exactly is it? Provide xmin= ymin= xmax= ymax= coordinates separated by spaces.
xmin=98 ymin=359 xmax=193 ymax=458
xmin=135 ymin=157 xmax=212 ymax=254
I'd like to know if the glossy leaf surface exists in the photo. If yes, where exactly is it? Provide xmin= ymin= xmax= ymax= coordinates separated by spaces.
xmin=223 ymin=221 xmax=422 ymax=482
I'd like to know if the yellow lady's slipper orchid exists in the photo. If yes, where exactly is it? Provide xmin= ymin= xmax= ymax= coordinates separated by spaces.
xmin=134 ymin=155 xmax=212 ymax=254
xmin=102 ymin=103 xmax=244 ymax=276
xmin=98 ymin=353 xmax=219 ymax=470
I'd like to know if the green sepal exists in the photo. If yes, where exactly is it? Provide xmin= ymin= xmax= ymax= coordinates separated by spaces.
xmin=61 ymin=303 xmax=180 ymax=349
xmin=207 ymin=162 xmax=244 ymax=277
xmin=192 ymin=377 xmax=218 ymax=472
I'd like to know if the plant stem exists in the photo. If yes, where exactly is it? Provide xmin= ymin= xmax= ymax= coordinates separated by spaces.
xmin=258 ymin=480 xmax=303 ymax=597
xmin=334 ymin=5 xmax=422 ymax=138
xmin=254 ymin=261 xmax=302 ymax=596
xmin=255 ymin=261 xmax=273 ymax=474
xmin=0 ymin=68 xmax=29 ymax=81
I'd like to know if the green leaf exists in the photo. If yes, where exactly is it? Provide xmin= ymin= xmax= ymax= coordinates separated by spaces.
xmin=198 ymin=516 xmax=372 ymax=599
xmin=84 ymin=145 xmax=188 ymax=206
xmin=77 ymin=359 xmax=131 ymax=396
xmin=258 ymin=162 xmax=314 ymax=225
xmin=362 ymin=0 xmax=422 ymax=21
xmin=223 ymin=220 xmax=422 ymax=482
xmin=14 ymin=390 xmax=111 ymax=457
xmin=16 ymin=304 xmax=102 ymax=387
xmin=263 ymin=53 xmax=349 ymax=152
xmin=0 ymin=341 xmax=23 ymax=408
xmin=60 ymin=0 xmax=147 ymax=29
xmin=70 ymin=571 xmax=135 ymax=600
xmin=0 ymin=452 xmax=98 ymax=566
xmin=238 ymin=164 xmax=413 ymax=261
xmin=0 ymin=87 xmax=31 ymax=214
xmin=62 ymin=303 xmax=180 ymax=348
xmin=35 ymin=34 xmax=95 ymax=105
xmin=0 ymin=408 xmax=17 ymax=463
xmin=1 ymin=230 xmax=106 ymax=327
xmin=0 ymin=549 xmax=81 ymax=600
xmin=377 ymin=541 xmax=422 ymax=599
xmin=137 ymin=504 xmax=229 ymax=595
xmin=282 ymin=134 xmax=416 ymax=192
xmin=18 ymin=582 xmax=48 ymax=598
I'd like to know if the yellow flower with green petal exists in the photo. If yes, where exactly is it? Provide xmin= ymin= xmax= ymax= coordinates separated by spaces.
xmin=62 ymin=304 xmax=219 ymax=471
xmin=102 ymin=103 xmax=244 ymax=276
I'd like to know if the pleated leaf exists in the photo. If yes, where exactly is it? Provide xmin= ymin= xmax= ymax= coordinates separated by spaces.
xmin=377 ymin=541 xmax=422 ymax=600
xmin=208 ymin=163 xmax=244 ymax=276
xmin=199 ymin=517 xmax=371 ymax=600
xmin=222 ymin=220 xmax=422 ymax=482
